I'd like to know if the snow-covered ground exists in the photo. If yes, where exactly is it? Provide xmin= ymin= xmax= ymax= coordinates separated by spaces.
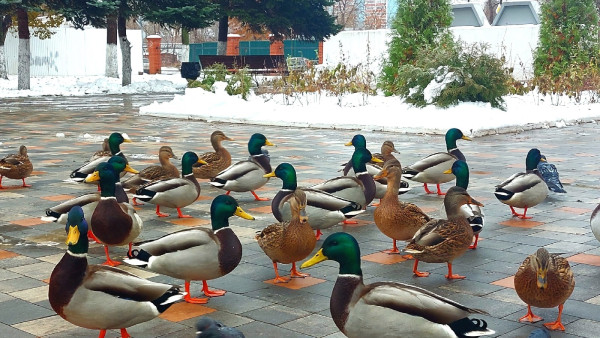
xmin=2 ymin=71 xmax=599 ymax=136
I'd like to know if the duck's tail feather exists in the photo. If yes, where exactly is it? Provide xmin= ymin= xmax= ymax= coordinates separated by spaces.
xmin=124 ymin=248 xmax=151 ymax=268
xmin=493 ymin=188 xmax=513 ymax=201
xmin=152 ymin=286 xmax=185 ymax=313
xmin=449 ymin=317 xmax=495 ymax=337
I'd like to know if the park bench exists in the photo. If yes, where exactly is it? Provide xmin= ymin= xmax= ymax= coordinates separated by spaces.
xmin=199 ymin=55 xmax=288 ymax=75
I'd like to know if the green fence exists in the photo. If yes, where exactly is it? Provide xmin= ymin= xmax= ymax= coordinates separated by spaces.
xmin=284 ymin=40 xmax=319 ymax=60
xmin=189 ymin=40 xmax=319 ymax=61
xmin=189 ymin=42 xmax=218 ymax=62
xmin=239 ymin=41 xmax=271 ymax=55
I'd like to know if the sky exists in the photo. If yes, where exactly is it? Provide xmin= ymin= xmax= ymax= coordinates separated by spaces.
xmin=1 ymin=71 xmax=598 ymax=136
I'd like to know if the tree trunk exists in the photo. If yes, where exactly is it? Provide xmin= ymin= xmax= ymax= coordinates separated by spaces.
xmin=0 ymin=15 xmax=12 ymax=80
xmin=17 ymin=8 xmax=30 ymax=90
xmin=118 ymin=15 xmax=131 ymax=86
xmin=106 ymin=15 xmax=118 ymax=78
xmin=217 ymin=16 xmax=228 ymax=55
xmin=181 ymin=27 xmax=189 ymax=62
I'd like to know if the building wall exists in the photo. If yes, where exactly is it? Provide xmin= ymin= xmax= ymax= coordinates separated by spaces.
xmin=4 ymin=24 xmax=143 ymax=76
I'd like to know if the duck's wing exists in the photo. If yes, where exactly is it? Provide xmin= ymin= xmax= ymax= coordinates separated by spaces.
xmin=137 ymin=177 xmax=190 ymax=193
xmin=303 ymin=187 xmax=360 ymax=211
xmin=403 ymin=152 xmax=455 ymax=175
xmin=198 ymin=151 xmax=220 ymax=163
xmin=70 ymin=156 xmax=108 ymax=180
xmin=212 ymin=161 xmax=258 ymax=181
xmin=495 ymin=172 xmax=542 ymax=199
xmin=137 ymin=228 xmax=215 ymax=256
xmin=410 ymin=219 xmax=446 ymax=246
xmin=362 ymin=281 xmax=486 ymax=324
xmin=84 ymin=265 xmax=176 ymax=301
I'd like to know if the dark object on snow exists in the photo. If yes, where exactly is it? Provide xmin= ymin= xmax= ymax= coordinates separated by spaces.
xmin=196 ymin=317 xmax=245 ymax=338
xmin=529 ymin=327 xmax=551 ymax=338
xmin=538 ymin=155 xmax=566 ymax=193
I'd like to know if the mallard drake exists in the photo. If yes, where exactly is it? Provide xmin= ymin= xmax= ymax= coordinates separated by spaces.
xmin=256 ymin=190 xmax=316 ymax=283
xmin=193 ymin=131 xmax=233 ymax=179
xmin=405 ymin=186 xmax=482 ymax=279
xmin=312 ymin=147 xmax=381 ymax=214
xmin=445 ymin=160 xmax=485 ymax=249
xmin=373 ymin=161 xmax=430 ymax=255
xmin=45 ymin=156 xmax=137 ymax=228
xmin=494 ymin=148 xmax=548 ymax=219
xmin=0 ymin=145 xmax=33 ymax=188
xmin=210 ymin=133 xmax=274 ymax=201
xmin=84 ymin=163 xmax=143 ymax=266
xmin=537 ymin=155 xmax=566 ymax=193
xmin=122 ymin=146 xmax=179 ymax=205
xmin=514 ymin=248 xmax=575 ymax=331
xmin=89 ymin=138 xmax=110 ymax=161
xmin=124 ymin=195 xmax=255 ymax=304
xmin=133 ymin=152 xmax=206 ymax=218
xmin=403 ymin=128 xmax=471 ymax=195
xmin=71 ymin=132 xmax=132 ymax=181
xmin=49 ymin=206 xmax=184 ymax=338
xmin=301 ymin=232 xmax=495 ymax=337
xmin=266 ymin=163 xmax=364 ymax=240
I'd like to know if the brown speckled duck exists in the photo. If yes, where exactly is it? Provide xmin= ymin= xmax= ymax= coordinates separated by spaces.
xmin=405 ymin=186 xmax=482 ymax=279
xmin=256 ymin=190 xmax=316 ymax=283
xmin=89 ymin=138 xmax=110 ymax=161
xmin=0 ymin=145 xmax=33 ymax=188
xmin=514 ymin=248 xmax=575 ymax=331
xmin=373 ymin=161 xmax=430 ymax=256
xmin=194 ymin=131 xmax=233 ymax=179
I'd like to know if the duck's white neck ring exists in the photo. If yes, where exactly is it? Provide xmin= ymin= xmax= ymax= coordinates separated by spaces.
xmin=101 ymin=196 xmax=117 ymax=200
xmin=448 ymin=147 xmax=458 ymax=152
xmin=338 ymin=274 xmax=360 ymax=279
xmin=356 ymin=171 xmax=369 ymax=176
xmin=67 ymin=250 xmax=87 ymax=258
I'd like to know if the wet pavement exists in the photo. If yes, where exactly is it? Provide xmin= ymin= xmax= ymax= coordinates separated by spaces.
xmin=1 ymin=93 xmax=600 ymax=337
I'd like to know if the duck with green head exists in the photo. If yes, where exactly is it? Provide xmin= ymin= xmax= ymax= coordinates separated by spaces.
xmin=85 ymin=162 xmax=142 ymax=266
xmin=133 ymin=151 xmax=206 ymax=218
xmin=71 ymin=132 xmax=132 ymax=181
xmin=494 ymin=148 xmax=548 ymax=219
xmin=403 ymin=128 xmax=471 ymax=195
xmin=210 ymin=133 xmax=274 ymax=201
xmin=444 ymin=160 xmax=485 ymax=249
xmin=265 ymin=163 xmax=364 ymax=240
xmin=312 ymin=147 xmax=381 ymax=220
xmin=301 ymin=232 xmax=495 ymax=337
xmin=49 ymin=206 xmax=184 ymax=338
xmin=125 ymin=194 xmax=255 ymax=304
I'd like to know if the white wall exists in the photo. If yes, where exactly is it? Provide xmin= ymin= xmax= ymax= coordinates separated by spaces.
xmin=323 ymin=24 xmax=539 ymax=80
xmin=5 ymin=24 xmax=143 ymax=76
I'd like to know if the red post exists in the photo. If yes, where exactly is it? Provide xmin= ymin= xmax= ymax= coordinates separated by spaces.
xmin=147 ymin=35 xmax=162 ymax=74
xmin=270 ymin=39 xmax=284 ymax=55
xmin=226 ymin=34 xmax=240 ymax=56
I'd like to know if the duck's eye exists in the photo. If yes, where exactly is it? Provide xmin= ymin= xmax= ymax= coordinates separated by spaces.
xmin=331 ymin=241 xmax=338 ymax=246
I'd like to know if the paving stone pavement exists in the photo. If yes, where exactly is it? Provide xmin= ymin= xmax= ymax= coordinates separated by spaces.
xmin=1 ymin=94 xmax=600 ymax=337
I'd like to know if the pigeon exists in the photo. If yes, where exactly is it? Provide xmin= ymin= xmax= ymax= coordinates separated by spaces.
xmin=537 ymin=155 xmax=566 ymax=193
xmin=528 ymin=327 xmax=551 ymax=338
xmin=196 ymin=317 xmax=245 ymax=338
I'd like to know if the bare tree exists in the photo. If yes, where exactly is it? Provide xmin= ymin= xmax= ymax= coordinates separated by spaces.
xmin=331 ymin=0 xmax=359 ymax=29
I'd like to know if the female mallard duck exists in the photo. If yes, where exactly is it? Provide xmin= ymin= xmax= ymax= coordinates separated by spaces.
xmin=403 ymin=128 xmax=471 ymax=195
xmin=210 ymin=133 xmax=274 ymax=201
xmin=89 ymin=138 xmax=110 ymax=161
xmin=49 ymin=206 xmax=184 ymax=338
xmin=312 ymin=147 xmax=381 ymax=215
xmin=373 ymin=161 xmax=430 ymax=255
xmin=193 ymin=131 xmax=234 ymax=179
xmin=266 ymin=163 xmax=364 ymax=240
xmin=133 ymin=152 xmax=206 ymax=218
xmin=405 ymin=186 xmax=482 ymax=279
xmin=71 ymin=132 xmax=132 ymax=181
xmin=84 ymin=163 xmax=142 ymax=266
xmin=494 ymin=148 xmax=548 ymax=219
xmin=445 ymin=160 xmax=484 ymax=249
xmin=301 ymin=232 xmax=495 ymax=337
xmin=122 ymin=146 xmax=179 ymax=205
xmin=514 ymin=248 xmax=575 ymax=331
xmin=124 ymin=195 xmax=255 ymax=304
xmin=256 ymin=190 xmax=316 ymax=283
xmin=0 ymin=145 xmax=33 ymax=188
xmin=537 ymin=155 xmax=566 ymax=193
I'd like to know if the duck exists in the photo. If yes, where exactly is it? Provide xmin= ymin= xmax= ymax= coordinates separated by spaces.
xmin=44 ymin=156 xmax=138 ymax=228
xmin=591 ymin=203 xmax=600 ymax=243
xmin=514 ymin=248 xmax=575 ymax=331
xmin=210 ymin=133 xmax=274 ymax=201
xmin=193 ymin=130 xmax=234 ymax=179
xmin=405 ymin=186 xmax=482 ymax=279
xmin=494 ymin=148 xmax=548 ymax=219
xmin=266 ymin=163 xmax=364 ymax=240
xmin=373 ymin=161 xmax=430 ymax=256
xmin=403 ymin=128 xmax=471 ymax=195
xmin=311 ymin=147 xmax=381 ymax=215
xmin=0 ymin=145 xmax=33 ymax=188
xmin=196 ymin=317 xmax=245 ymax=338
xmin=256 ymin=190 xmax=316 ymax=283
xmin=49 ymin=206 xmax=184 ymax=338
xmin=122 ymin=146 xmax=179 ymax=205
xmin=89 ymin=138 xmax=110 ymax=161
xmin=84 ymin=163 xmax=143 ymax=266
xmin=300 ymin=232 xmax=495 ymax=338
xmin=445 ymin=160 xmax=485 ymax=249
xmin=124 ymin=194 xmax=255 ymax=304
xmin=537 ymin=155 xmax=566 ymax=193
xmin=343 ymin=137 xmax=410 ymax=201
xmin=133 ymin=152 xmax=206 ymax=218
xmin=70 ymin=132 xmax=132 ymax=181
